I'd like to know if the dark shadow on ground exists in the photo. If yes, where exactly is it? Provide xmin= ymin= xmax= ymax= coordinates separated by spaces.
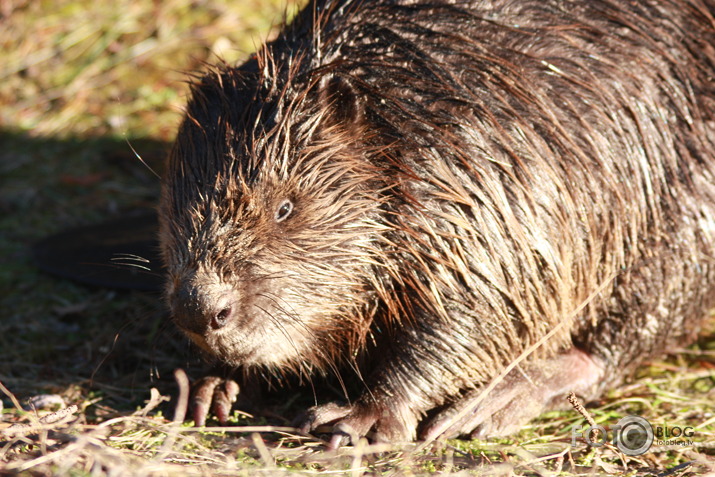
xmin=0 ymin=129 xmax=192 ymax=417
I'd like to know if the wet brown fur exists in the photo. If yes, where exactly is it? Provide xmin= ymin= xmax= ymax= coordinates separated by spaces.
xmin=160 ymin=0 xmax=715 ymax=440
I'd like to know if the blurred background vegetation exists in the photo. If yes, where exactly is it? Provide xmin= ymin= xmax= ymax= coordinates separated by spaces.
xmin=1 ymin=0 xmax=294 ymax=137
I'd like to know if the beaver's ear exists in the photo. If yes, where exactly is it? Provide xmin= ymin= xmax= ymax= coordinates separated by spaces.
xmin=318 ymin=74 xmax=363 ymax=127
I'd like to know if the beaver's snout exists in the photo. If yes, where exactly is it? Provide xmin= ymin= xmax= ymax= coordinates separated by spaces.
xmin=170 ymin=280 xmax=237 ymax=335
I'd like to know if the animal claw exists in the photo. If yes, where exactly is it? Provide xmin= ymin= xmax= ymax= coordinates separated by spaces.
xmin=190 ymin=375 xmax=240 ymax=426
xmin=298 ymin=399 xmax=415 ymax=446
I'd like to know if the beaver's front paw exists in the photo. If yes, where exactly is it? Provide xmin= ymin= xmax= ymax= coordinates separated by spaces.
xmin=298 ymin=399 xmax=417 ymax=447
xmin=191 ymin=375 xmax=240 ymax=426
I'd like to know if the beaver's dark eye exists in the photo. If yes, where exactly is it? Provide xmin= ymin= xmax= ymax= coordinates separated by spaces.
xmin=275 ymin=199 xmax=293 ymax=222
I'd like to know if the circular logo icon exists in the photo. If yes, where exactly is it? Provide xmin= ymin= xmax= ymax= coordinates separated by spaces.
xmin=616 ymin=415 xmax=653 ymax=456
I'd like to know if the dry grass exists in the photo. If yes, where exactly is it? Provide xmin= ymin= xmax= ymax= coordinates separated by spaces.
xmin=1 ymin=360 xmax=713 ymax=475
xmin=0 ymin=0 xmax=713 ymax=475
xmin=0 ymin=0 xmax=295 ymax=138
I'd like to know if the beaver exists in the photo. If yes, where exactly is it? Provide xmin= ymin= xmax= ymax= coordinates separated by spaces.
xmin=159 ymin=0 xmax=715 ymax=443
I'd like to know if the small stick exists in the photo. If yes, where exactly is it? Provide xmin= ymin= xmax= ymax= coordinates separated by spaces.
xmin=3 ymin=405 xmax=79 ymax=437
xmin=567 ymin=392 xmax=597 ymax=428
xmin=173 ymin=368 xmax=190 ymax=423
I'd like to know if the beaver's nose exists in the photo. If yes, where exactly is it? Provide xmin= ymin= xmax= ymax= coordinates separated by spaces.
xmin=171 ymin=281 xmax=235 ymax=335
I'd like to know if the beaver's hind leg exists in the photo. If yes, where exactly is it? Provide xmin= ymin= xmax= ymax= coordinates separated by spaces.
xmin=420 ymin=347 xmax=604 ymax=440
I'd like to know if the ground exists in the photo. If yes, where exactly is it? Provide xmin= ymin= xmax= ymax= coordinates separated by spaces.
xmin=0 ymin=1 xmax=713 ymax=475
